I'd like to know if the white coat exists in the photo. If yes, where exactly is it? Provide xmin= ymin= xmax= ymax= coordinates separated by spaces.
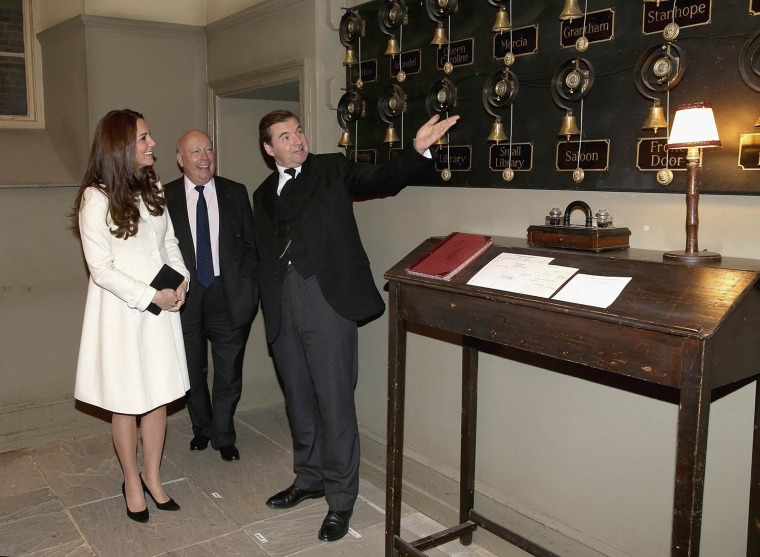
xmin=74 ymin=186 xmax=190 ymax=414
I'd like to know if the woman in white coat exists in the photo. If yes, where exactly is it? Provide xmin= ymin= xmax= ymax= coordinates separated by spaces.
xmin=71 ymin=109 xmax=190 ymax=522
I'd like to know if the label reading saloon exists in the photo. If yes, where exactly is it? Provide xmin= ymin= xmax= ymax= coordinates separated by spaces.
xmin=560 ymin=9 xmax=614 ymax=48
xmin=643 ymin=0 xmax=712 ymax=34
xmin=435 ymin=146 xmax=472 ymax=172
xmin=436 ymin=39 xmax=475 ymax=70
xmin=489 ymin=143 xmax=534 ymax=172
xmin=494 ymin=25 xmax=538 ymax=59
xmin=636 ymin=138 xmax=688 ymax=171
xmin=556 ymin=140 xmax=609 ymax=171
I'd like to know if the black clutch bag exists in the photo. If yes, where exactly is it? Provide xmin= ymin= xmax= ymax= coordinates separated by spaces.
xmin=146 ymin=264 xmax=185 ymax=315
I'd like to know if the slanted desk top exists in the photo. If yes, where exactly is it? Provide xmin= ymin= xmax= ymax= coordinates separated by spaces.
xmin=383 ymin=236 xmax=760 ymax=556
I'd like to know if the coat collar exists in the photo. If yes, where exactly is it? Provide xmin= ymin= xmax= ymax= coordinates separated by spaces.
xmin=260 ymin=154 xmax=320 ymax=225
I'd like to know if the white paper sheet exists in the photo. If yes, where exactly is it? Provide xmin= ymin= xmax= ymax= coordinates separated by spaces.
xmin=551 ymin=274 xmax=632 ymax=308
xmin=467 ymin=253 xmax=577 ymax=298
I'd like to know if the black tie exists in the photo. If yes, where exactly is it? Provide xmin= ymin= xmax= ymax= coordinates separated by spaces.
xmin=281 ymin=168 xmax=297 ymax=196
xmin=194 ymin=185 xmax=215 ymax=288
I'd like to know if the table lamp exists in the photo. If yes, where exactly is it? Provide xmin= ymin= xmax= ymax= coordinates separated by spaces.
xmin=664 ymin=102 xmax=722 ymax=263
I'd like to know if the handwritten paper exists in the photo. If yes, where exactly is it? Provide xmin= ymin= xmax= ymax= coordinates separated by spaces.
xmin=467 ymin=253 xmax=577 ymax=297
xmin=467 ymin=252 xmax=632 ymax=307
xmin=551 ymin=274 xmax=632 ymax=308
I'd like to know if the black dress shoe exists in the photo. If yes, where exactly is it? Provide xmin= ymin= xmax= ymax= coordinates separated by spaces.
xmin=318 ymin=509 xmax=353 ymax=542
xmin=140 ymin=474 xmax=180 ymax=511
xmin=218 ymin=445 xmax=240 ymax=461
xmin=266 ymin=484 xmax=325 ymax=509
xmin=190 ymin=435 xmax=209 ymax=451
xmin=121 ymin=482 xmax=149 ymax=523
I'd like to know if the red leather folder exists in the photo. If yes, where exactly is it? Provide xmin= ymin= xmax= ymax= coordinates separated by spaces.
xmin=405 ymin=232 xmax=493 ymax=280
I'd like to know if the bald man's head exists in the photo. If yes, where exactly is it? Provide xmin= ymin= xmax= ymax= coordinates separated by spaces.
xmin=176 ymin=130 xmax=215 ymax=186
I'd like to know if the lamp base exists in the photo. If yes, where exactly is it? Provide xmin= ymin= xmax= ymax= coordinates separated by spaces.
xmin=663 ymin=250 xmax=722 ymax=264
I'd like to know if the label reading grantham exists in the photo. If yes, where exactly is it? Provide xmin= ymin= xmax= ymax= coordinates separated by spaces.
xmin=494 ymin=25 xmax=539 ymax=58
xmin=556 ymin=140 xmax=610 ymax=171
xmin=489 ymin=143 xmax=534 ymax=172
xmin=643 ymin=0 xmax=712 ymax=34
xmin=636 ymin=138 xmax=688 ymax=171
xmin=560 ymin=9 xmax=615 ymax=48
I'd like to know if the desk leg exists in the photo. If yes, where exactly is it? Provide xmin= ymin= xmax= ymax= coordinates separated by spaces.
xmin=748 ymin=377 xmax=760 ymax=556
xmin=460 ymin=338 xmax=478 ymax=545
xmin=386 ymin=282 xmax=407 ymax=557
xmin=671 ymin=341 xmax=711 ymax=557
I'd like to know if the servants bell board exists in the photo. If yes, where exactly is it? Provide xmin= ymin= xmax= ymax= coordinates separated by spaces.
xmin=338 ymin=0 xmax=760 ymax=194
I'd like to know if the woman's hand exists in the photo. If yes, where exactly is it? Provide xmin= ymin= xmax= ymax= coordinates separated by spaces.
xmin=152 ymin=288 xmax=179 ymax=312
xmin=170 ymin=280 xmax=189 ymax=312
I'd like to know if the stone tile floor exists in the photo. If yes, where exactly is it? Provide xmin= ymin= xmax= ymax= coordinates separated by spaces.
xmin=0 ymin=403 xmax=497 ymax=556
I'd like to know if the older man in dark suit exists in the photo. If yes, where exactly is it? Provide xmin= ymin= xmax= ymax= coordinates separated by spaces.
xmin=165 ymin=130 xmax=258 ymax=462
xmin=254 ymin=110 xmax=458 ymax=541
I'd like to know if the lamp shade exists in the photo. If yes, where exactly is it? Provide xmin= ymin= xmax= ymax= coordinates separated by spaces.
xmin=666 ymin=102 xmax=721 ymax=150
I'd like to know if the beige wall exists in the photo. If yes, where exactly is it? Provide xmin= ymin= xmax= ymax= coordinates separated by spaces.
xmin=0 ymin=1 xmax=757 ymax=556
xmin=36 ymin=0 xmax=270 ymax=31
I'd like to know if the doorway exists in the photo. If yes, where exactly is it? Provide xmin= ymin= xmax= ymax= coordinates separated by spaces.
xmin=208 ymin=59 xmax=309 ymax=192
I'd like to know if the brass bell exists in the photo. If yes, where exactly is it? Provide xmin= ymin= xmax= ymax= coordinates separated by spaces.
xmin=558 ymin=110 xmax=581 ymax=139
xmin=337 ymin=129 xmax=352 ymax=148
xmin=384 ymin=124 xmax=400 ymax=145
xmin=641 ymin=99 xmax=668 ymax=134
xmin=431 ymin=24 xmax=448 ymax=46
xmin=434 ymin=133 xmax=449 ymax=146
xmin=385 ymin=35 xmax=400 ymax=56
xmin=492 ymin=6 xmax=511 ymax=33
xmin=487 ymin=118 xmax=508 ymax=143
xmin=559 ymin=0 xmax=583 ymax=21
xmin=343 ymin=47 xmax=358 ymax=66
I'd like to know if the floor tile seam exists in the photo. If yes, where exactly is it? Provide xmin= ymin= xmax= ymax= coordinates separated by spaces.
xmin=18 ymin=451 xmax=95 ymax=554
xmin=179 ymin=473 xmax=248 ymax=530
xmin=151 ymin=529 xmax=249 ymax=557
xmin=237 ymin=500 xmax=324 ymax=531
xmin=356 ymin=491 xmax=388 ymax=516
xmin=232 ymin=416 xmax=294 ymax=456
xmin=51 ymin=495 xmax=97 ymax=555
xmin=18 ymin=538 xmax=94 ymax=557
xmin=235 ymin=528 xmax=279 ymax=557
xmin=0 ymin=484 xmax=51 ymax=503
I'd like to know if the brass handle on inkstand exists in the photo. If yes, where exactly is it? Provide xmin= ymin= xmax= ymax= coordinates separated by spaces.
xmin=527 ymin=200 xmax=631 ymax=252
xmin=562 ymin=200 xmax=593 ymax=227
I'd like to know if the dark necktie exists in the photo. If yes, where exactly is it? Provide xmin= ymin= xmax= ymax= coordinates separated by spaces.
xmin=194 ymin=185 xmax=215 ymax=288
xmin=280 ymin=167 xmax=297 ymax=197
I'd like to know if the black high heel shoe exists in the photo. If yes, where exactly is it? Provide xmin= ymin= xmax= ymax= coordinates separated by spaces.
xmin=121 ymin=481 xmax=149 ymax=523
xmin=140 ymin=474 xmax=180 ymax=511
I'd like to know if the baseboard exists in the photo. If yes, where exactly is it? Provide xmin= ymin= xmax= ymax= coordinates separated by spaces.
xmin=359 ymin=431 xmax=626 ymax=557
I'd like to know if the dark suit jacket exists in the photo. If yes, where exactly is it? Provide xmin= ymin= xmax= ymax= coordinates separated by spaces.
xmin=253 ymin=148 xmax=436 ymax=343
xmin=165 ymin=175 xmax=259 ymax=331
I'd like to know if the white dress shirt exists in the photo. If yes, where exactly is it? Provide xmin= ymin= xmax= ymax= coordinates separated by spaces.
xmin=184 ymin=176 xmax=221 ymax=277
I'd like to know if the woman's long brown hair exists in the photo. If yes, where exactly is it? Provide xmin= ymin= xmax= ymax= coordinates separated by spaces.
xmin=70 ymin=109 xmax=164 ymax=239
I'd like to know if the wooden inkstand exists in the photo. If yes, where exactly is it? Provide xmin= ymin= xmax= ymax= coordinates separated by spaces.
xmin=527 ymin=200 xmax=630 ymax=252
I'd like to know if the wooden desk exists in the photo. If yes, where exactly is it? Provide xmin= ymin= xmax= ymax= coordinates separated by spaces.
xmin=384 ymin=237 xmax=760 ymax=557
